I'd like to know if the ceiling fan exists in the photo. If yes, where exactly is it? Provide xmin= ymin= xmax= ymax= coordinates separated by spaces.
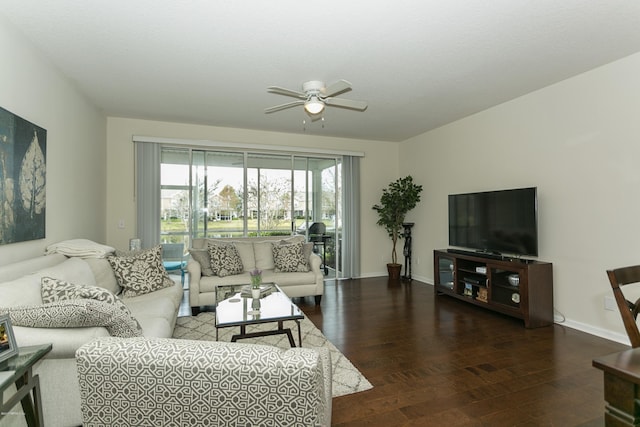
xmin=265 ymin=80 xmax=368 ymax=116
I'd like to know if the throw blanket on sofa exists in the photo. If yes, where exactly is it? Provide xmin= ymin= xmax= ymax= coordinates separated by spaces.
xmin=45 ymin=239 xmax=115 ymax=258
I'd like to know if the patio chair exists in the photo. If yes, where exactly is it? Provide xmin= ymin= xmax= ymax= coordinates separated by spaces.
xmin=161 ymin=243 xmax=187 ymax=285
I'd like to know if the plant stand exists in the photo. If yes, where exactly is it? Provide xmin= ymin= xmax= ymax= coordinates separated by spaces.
xmin=402 ymin=222 xmax=414 ymax=281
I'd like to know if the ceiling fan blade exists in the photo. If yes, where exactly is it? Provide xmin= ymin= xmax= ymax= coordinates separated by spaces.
xmin=321 ymin=79 xmax=352 ymax=97
xmin=264 ymin=100 xmax=305 ymax=114
xmin=324 ymin=97 xmax=368 ymax=111
xmin=267 ymin=86 xmax=306 ymax=99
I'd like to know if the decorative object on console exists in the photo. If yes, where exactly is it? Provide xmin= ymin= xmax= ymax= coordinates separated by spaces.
xmin=476 ymin=287 xmax=488 ymax=303
xmin=372 ymin=176 xmax=423 ymax=282
xmin=0 ymin=106 xmax=47 ymax=246
xmin=508 ymin=274 xmax=520 ymax=287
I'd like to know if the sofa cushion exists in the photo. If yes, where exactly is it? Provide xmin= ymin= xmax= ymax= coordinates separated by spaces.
xmin=189 ymin=248 xmax=214 ymax=276
xmin=208 ymin=244 xmax=244 ymax=277
xmin=272 ymin=241 xmax=310 ymax=273
xmin=0 ymin=257 xmax=97 ymax=307
xmin=254 ymin=241 xmax=276 ymax=270
xmin=83 ymin=258 xmax=121 ymax=295
xmin=2 ymin=299 xmax=143 ymax=338
xmin=107 ymin=246 xmax=174 ymax=297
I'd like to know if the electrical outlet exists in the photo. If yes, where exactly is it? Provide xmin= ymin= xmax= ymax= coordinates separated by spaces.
xmin=118 ymin=219 xmax=125 ymax=229
xmin=604 ymin=296 xmax=616 ymax=311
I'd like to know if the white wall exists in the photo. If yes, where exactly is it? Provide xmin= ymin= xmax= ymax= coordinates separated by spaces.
xmin=105 ymin=117 xmax=399 ymax=276
xmin=401 ymin=52 xmax=640 ymax=342
xmin=0 ymin=15 xmax=106 ymax=266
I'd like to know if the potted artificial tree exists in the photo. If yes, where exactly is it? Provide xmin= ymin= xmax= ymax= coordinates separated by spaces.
xmin=372 ymin=176 xmax=423 ymax=281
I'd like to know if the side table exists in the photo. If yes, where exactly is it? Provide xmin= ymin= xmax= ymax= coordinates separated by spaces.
xmin=593 ymin=347 xmax=640 ymax=426
xmin=1 ymin=343 xmax=52 ymax=427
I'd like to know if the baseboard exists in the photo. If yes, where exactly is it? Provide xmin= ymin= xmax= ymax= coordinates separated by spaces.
xmin=557 ymin=318 xmax=630 ymax=346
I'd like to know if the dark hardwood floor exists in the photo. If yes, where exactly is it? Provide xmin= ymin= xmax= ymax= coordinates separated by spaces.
xmin=294 ymin=277 xmax=627 ymax=427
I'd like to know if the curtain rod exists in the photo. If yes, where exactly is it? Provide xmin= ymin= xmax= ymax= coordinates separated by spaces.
xmin=132 ymin=135 xmax=365 ymax=157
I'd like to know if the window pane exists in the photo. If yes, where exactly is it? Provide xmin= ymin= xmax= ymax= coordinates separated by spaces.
xmin=192 ymin=150 xmax=245 ymax=238
xmin=160 ymin=148 xmax=189 ymax=247
xmin=247 ymin=153 xmax=292 ymax=236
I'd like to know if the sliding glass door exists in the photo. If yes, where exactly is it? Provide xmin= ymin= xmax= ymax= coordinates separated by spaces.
xmin=159 ymin=147 xmax=342 ymax=277
xmin=190 ymin=150 xmax=245 ymax=239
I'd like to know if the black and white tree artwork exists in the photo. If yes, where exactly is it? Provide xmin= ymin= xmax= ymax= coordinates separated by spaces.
xmin=0 ymin=107 xmax=46 ymax=244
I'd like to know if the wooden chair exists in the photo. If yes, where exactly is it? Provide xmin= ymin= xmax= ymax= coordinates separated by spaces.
xmin=607 ymin=265 xmax=640 ymax=347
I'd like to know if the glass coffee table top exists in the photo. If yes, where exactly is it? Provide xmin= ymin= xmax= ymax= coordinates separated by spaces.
xmin=216 ymin=284 xmax=303 ymax=325
xmin=215 ymin=284 xmax=304 ymax=347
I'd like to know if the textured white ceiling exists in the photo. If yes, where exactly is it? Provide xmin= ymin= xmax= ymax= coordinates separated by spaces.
xmin=2 ymin=1 xmax=640 ymax=141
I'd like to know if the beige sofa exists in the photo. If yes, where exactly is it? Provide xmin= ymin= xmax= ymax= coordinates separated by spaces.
xmin=188 ymin=235 xmax=324 ymax=315
xmin=0 ymin=253 xmax=184 ymax=427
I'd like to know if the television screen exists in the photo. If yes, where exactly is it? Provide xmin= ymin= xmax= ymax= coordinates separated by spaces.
xmin=448 ymin=187 xmax=538 ymax=257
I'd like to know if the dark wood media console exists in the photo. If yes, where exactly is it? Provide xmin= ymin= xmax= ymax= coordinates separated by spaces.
xmin=434 ymin=249 xmax=554 ymax=328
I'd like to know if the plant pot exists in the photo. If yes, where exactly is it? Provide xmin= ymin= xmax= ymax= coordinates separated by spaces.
xmin=387 ymin=263 xmax=402 ymax=281
xmin=251 ymin=288 xmax=261 ymax=300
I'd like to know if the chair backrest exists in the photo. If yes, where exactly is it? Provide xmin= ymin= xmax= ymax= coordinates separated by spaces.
xmin=607 ymin=265 xmax=640 ymax=347
xmin=308 ymin=222 xmax=326 ymax=236
xmin=161 ymin=243 xmax=184 ymax=262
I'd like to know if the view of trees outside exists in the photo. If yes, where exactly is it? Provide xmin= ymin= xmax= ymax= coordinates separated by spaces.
xmin=159 ymin=148 xmax=340 ymax=273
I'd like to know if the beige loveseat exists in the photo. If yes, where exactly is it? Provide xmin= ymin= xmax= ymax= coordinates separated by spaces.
xmin=188 ymin=235 xmax=324 ymax=315
xmin=0 ymin=253 xmax=184 ymax=427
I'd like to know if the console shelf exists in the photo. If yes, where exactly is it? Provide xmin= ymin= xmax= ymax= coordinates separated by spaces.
xmin=434 ymin=249 xmax=554 ymax=328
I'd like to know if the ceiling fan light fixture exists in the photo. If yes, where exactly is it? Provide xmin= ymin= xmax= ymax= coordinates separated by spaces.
xmin=304 ymin=96 xmax=324 ymax=114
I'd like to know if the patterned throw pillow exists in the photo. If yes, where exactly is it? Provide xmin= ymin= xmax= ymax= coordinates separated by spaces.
xmin=280 ymin=239 xmax=313 ymax=262
xmin=1 ymin=299 xmax=143 ymax=338
xmin=208 ymin=244 xmax=244 ymax=277
xmin=40 ymin=276 xmax=143 ymax=335
xmin=107 ymin=246 xmax=174 ymax=297
xmin=272 ymin=241 xmax=310 ymax=272
xmin=189 ymin=248 xmax=214 ymax=276
xmin=41 ymin=276 xmax=118 ymax=304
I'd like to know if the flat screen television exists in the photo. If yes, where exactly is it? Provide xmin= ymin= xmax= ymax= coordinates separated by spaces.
xmin=448 ymin=187 xmax=538 ymax=257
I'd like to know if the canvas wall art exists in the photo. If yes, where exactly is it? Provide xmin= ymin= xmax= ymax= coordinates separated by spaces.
xmin=0 ymin=106 xmax=46 ymax=245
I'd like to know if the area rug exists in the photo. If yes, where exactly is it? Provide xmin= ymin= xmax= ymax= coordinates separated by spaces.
xmin=173 ymin=312 xmax=373 ymax=397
